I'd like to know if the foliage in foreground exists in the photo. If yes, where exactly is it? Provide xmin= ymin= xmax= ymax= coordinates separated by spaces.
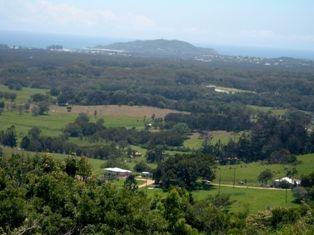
xmin=0 ymin=154 xmax=313 ymax=234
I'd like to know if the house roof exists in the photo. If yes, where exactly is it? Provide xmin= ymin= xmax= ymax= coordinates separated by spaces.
xmin=104 ymin=167 xmax=132 ymax=173
xmin=274 ymin=177 xmax=301 ymax=184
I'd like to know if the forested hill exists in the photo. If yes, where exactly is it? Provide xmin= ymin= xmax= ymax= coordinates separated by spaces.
xmin=98 ymin=39 xmax=218 ymax=58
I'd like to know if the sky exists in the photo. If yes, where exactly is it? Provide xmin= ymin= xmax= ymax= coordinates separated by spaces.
xmin=0 ymin=0 xmax=314 ymax=51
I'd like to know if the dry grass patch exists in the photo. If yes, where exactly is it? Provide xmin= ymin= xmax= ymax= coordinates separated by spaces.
xmin=50 ymin=105 xmax=186 ymax=118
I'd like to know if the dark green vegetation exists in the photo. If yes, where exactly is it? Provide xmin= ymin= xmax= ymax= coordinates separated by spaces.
xmin=0 ymin=47 xmax=314 ymax=112
xmin=0 ymin=154 xmax=313 ymax=234
xmin=154 ymin=153 xmax=216 ymax=189
xmin=201 ymin=112 xmax=314 ymax=164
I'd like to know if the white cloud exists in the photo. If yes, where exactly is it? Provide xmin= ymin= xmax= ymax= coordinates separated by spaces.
xmin=0 ymin=0 xmax=155 ymax=35
xmin=0 ymin=0 xmax=313 ymax=50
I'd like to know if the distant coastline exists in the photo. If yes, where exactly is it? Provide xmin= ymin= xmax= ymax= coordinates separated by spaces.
xmin=1 ymin=30 xmax=314 ymax=60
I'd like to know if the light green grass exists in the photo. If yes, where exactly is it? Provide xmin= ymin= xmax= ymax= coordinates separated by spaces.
xmin=192 ymin=186 xmax=296 ymax=213
xmin=146 ymin=185 xmax=295 ymax=213
xmin=0 ymin=111 xmax=77 ymax=137
xmin=184 ymin=135 xmax=203 ymax=149
xmin=0 ymin=84 xmax=49 ymax=104
xmin=0 ymin=111 xmax=146 ymax=140
xmin=215 ymin=154 xmax=314 ymax=186
xmin=100 ymin=116 xmax=145 ymax=129
xmin=210 ymin=131 xmax=242 ymax=144
xmin=184 ymin=131 xmax=242 ymax=149
xmin=247 ymin=105 xmax=287 ymax=116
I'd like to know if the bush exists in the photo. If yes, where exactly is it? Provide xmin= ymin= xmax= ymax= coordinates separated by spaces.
xmin=292 ymin=187 xmax=308 ymax=203
xmin=133 ymin=161 xmax=151 ymax=173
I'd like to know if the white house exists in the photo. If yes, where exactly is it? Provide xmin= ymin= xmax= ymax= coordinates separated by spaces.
xmin=274 ymin=177 xmax=301 ymax=187
xmin=104 ymin=167 xmax=132 ymax=178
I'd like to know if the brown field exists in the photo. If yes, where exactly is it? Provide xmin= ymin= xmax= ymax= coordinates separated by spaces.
xmin=50 ymin=105 xmax=187 ymax=118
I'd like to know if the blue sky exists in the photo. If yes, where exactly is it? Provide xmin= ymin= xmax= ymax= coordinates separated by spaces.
xmin=0 ymin=0 xmax=314 ymax=50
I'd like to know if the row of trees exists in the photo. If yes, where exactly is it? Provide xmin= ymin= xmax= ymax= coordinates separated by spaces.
xmin=0 ymin=154 xmax=313 ymax=234
xmin=164 ymin=108 xmax=251 ymax=132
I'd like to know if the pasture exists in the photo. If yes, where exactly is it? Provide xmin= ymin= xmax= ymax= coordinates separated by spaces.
xmin=0 ymin=111 xmax=145 ymax=138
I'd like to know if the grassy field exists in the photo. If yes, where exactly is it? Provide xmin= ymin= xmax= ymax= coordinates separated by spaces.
xmin=184 ymin=131 xmax=242 ymax=149
xmin=184 ymin=133 xmax=203 ymax=149
xmin=146 ymin=185 xmax=295 ymax=213
xmin=193 ymin=186 xmax=296 ymax=213
xmin=214 ymin=154 xmax=314 ymax=186
xmin=0 ymin=111 xmax=146 ymax=138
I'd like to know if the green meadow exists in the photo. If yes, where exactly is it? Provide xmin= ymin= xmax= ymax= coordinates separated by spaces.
xmin=146 ymin=185 xmax=295 ymax=213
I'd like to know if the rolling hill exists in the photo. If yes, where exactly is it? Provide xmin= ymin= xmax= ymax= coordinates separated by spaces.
xmin=98 ymin=39 xmax=218 ymax=58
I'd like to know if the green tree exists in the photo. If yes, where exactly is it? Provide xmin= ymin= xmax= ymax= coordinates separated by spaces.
xmin=0 ymin=126 xmax=17 ymax=147
xmin=65 ymin=157 xmax=78 ymax=177
xmin=146 ymin=146 xmax=164 ymax=163
xmin=155 ymin=153 xmax=216 ymax=189
xmin=124 ymin=175 xmax=138 ymax=191
xmin=133 ymin=160 xmax=151 ymax=173
xmin=257 ymin=169 xmax=273 ymax=185
xmin=171 ymin=122 xmax=191 ymax=135
xmin=77 ymin=157 xmax=92 ymax=181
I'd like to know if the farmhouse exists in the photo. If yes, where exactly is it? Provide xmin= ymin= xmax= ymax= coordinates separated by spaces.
xmin=104 ymin=167 xmax=132 ymax=178
xmin=273 ymin=177 xmax=301 ymax=188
